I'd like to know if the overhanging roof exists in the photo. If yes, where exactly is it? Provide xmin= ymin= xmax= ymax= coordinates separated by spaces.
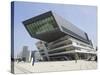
xmin=23 ymin=11 xmax=90 ymax=44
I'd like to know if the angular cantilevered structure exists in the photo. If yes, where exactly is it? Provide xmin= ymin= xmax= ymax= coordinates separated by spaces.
xmin=23 ymin=11 xmax=96 ymax=61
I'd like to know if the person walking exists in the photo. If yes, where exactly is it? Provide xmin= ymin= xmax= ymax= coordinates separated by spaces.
xmin=32 ymin=55 xmax=35 ymax=66
xmin=31 ymin=51 xmax=35 ymax=66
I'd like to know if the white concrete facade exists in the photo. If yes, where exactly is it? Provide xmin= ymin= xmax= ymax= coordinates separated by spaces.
xmin=36 ymin=36 xmax=96 ymax=61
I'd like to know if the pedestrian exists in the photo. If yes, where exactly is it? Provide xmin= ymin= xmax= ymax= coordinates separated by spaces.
xmin=31 ymin=51 xmax=35 ymax=66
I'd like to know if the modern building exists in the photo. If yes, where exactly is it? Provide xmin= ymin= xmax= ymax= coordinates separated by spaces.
xmin=17 ymin=46 xmax=42 ymax=62
xmin=17 ymin=46 xmax=31 ymax=62
xmin=23 ymin=11 xmax=96 ymax=61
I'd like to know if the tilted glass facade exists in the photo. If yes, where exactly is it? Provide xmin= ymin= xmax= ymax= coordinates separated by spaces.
xmin=26 ymin=16 xmax=57 ymax=35
xmin=23 ymin=11 xmax=91 ymax=44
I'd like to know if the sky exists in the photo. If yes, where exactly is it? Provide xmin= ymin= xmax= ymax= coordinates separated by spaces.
xmin=13 ymin=1 xmax=97 ymax=57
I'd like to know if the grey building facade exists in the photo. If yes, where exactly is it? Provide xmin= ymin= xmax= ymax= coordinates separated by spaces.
xmin=23 ymin=11 xmax=96 ymax=61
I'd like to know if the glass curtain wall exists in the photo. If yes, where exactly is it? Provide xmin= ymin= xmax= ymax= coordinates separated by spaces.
xmin=26 ymin=16 xmax=57 ymax=35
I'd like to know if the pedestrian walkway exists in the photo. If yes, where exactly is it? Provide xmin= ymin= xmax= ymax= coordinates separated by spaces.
xmin=14 ymin=60 xmax=97 ymax=74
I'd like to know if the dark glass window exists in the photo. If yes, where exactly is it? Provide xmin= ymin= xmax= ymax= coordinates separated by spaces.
xmin=26 ymin=16 xmax=57 ymax=35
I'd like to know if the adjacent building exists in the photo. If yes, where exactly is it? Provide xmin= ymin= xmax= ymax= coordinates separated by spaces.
xmin=23 ymin=11 xmax=96 ymax=61
xmin=17 ymin=46 xmax=31 ymax=62
xmin=17 ymin=46 xmax=42 ymax=62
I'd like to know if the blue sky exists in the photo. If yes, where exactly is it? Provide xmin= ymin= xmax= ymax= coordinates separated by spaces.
xmin=14 ymin=1 xmax=97 ymax=57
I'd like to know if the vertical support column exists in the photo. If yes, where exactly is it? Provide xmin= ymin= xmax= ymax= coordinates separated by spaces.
xmin=75 ymin=52 xmax=79 ymax=63
xmin=43 ymin=44 xmax=50 ymax=61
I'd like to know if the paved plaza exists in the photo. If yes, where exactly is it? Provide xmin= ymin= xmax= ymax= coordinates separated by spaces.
xmin=14 ymin=60 xmax=97 ymax=74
